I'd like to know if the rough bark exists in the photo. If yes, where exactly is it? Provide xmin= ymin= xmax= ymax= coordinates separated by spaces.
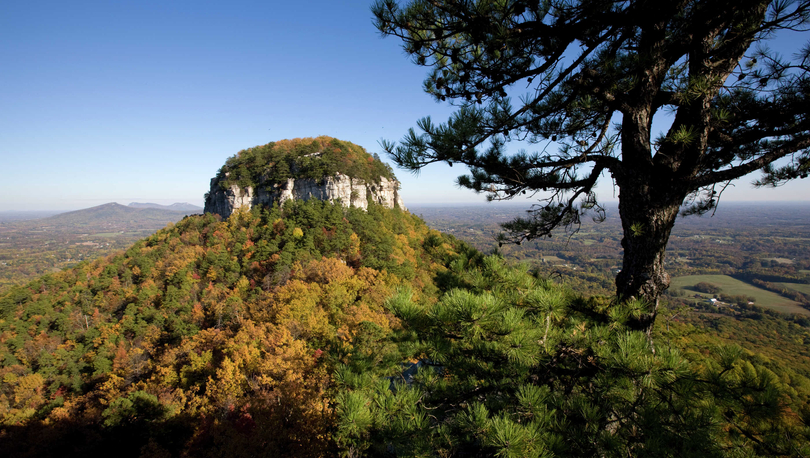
xmin=614 ymin=170 xmax=685 ymax=333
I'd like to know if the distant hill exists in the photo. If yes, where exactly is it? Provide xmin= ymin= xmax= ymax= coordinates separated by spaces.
xmin=128 ymin=202 xmax=203 ymax=212
xmin=37 ymin=202 xmax=194 ymax=228
xmin=0 ymin=203 xmax=198 ymax=289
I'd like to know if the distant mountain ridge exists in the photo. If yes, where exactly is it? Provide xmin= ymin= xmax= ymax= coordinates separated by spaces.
xmin=128 ymin=202 xmax=203 ymax=212
xmin=30 ymin=202 xmax=196 ymax=228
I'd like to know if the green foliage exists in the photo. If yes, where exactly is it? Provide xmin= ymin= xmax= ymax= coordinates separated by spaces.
xmin=0 ymin=199 xmax=465 ymax=456
xmin=693 ymin=281 xmax=722 ymax=294
xmin=102 ymin=391 xmax=166 ymax=427
xmin=215 ymin=136 xmax=396 ymax=191
xmin=335 ymin=255 xmax=810 ymax=457
xmin=2 ymin=194 xmax=810 ymax=456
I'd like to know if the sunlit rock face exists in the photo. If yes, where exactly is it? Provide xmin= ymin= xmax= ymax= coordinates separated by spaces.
xmin=204 ymin=137 xmax=407 ymax=218
xmin=205 ymin=172 xmax=405 ymax=219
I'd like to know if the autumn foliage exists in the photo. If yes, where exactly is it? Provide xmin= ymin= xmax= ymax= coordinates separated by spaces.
xmin=213 ymin=136 xmax=396 ymax=192
xmin=0 ymin=199 xmax=463 ymax=456
xmin=2 ymin=194 xmax=809 ymax=456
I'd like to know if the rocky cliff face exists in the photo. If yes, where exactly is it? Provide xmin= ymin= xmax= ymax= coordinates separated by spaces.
xmin=205 ymin=172 xmax=405 ymax=219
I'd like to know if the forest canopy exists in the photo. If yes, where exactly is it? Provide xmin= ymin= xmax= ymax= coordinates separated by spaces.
xmin=0 ymin=200 xmax=465 ymax=456
xmin=214 ymin=136 xmax=396 ymax=191
xmin=1 ymin=199 xmax=809 ymax=456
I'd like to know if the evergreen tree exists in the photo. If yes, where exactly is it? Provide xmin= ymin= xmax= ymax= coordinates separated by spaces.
xmin=373 ymin=0 xmax=810 ymax=331
xmin=335 ymin=255 xmax=810 ymax=457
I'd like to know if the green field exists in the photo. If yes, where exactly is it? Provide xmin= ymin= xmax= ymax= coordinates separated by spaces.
xmin=778 ymin=283 xmax=810 ymax=296
xmin=541 ymin=255 xmax=564 ymax=263
xmin=671 ymin=274 xmax=809 ymax=315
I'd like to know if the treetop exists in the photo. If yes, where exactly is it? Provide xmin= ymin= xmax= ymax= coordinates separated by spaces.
xmin=215 ymin=136 xmax=397 ymax=190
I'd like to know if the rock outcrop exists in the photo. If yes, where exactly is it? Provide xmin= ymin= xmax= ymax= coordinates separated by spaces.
xmin=205 ymin=170 xmax=405 ymax=219
xmin=204 ymin=137 xmax=407 ymax=219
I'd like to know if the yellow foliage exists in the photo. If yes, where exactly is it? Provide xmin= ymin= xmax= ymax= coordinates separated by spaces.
xmin=273 ymin=280 xmax=332 ymax=340
xmin=161 ymin=245 xmax=201 ymax=279
xmin=96 ymin=373 xmax=126 ymax=407
xmin=2 ymin=372 xmax=45 ymax=421
xmin=302 ymin=257 xmax=354 ymax=284
xmin=347 ymin=232 xmax=361 ymax=260
xmin=191 ymin=302 xmax=205 ymax=326
xmin=357 ymin=267 xmax=396 ymax=307
xmin=235 ymin=275 xmax=250 ymax=292
xmin=207 ymin=356 xmax=245 ymax=405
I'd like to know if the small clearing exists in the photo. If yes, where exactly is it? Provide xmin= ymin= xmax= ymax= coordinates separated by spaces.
xmin=764 ymin=257 xmax=794 ymax=264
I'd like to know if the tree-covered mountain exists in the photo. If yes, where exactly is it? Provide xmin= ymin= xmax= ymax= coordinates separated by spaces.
xmin=1 ymin=137 xmax=809 ymax=457
xmin=204 ymin=136 xmax=404 ymax=219
xmin=0 ymin=199 xmax=466 ymax=456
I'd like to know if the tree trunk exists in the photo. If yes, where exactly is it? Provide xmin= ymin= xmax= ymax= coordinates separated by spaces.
xmin=614 ymin=177 xmax=684 ymax=333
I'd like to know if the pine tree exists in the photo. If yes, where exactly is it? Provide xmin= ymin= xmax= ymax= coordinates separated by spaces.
xmin=335 ymin=255 xmax=810 ymax=456
xmin=373 ymin=0 xmax=810 ymax=331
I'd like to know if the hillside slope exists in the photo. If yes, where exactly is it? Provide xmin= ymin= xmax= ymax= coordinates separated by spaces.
xmin=2 ymin=135 xmax=809 ymax=456
xmin=2 ymin=201 xmax=810 ymax=456
xmin=0 ymin=200 xmax=469 ymax=456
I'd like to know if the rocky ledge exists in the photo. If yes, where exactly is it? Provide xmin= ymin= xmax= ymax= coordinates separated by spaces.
xmin=205 ymin=171 xmax=405 ymax=219
xmin=204 ymin=137 xmax=407 ymax=219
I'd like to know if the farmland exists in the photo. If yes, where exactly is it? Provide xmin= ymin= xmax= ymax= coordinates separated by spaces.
xmin=779 ymin=283 xmax=810 ymax=296
xmin=671 ymin=274 xmax=808 ymax=315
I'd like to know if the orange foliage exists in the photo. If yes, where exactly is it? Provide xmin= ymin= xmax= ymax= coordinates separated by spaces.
xmin=0 ymin=195 xmax=464 ymax=455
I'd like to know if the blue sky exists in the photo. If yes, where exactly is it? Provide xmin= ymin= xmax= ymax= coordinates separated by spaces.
xmin=1 ymin=0 xmax=808 ymax=211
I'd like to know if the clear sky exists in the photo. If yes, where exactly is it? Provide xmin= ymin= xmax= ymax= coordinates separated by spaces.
xmin=2 ymin=0 xmax=808 ymax=211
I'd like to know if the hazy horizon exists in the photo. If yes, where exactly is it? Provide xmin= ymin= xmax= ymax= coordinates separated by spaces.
xmin=3 ymin=198 xmax=810 ymax=216
xmin=3 ymin=0 xmax=809 ymax=213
